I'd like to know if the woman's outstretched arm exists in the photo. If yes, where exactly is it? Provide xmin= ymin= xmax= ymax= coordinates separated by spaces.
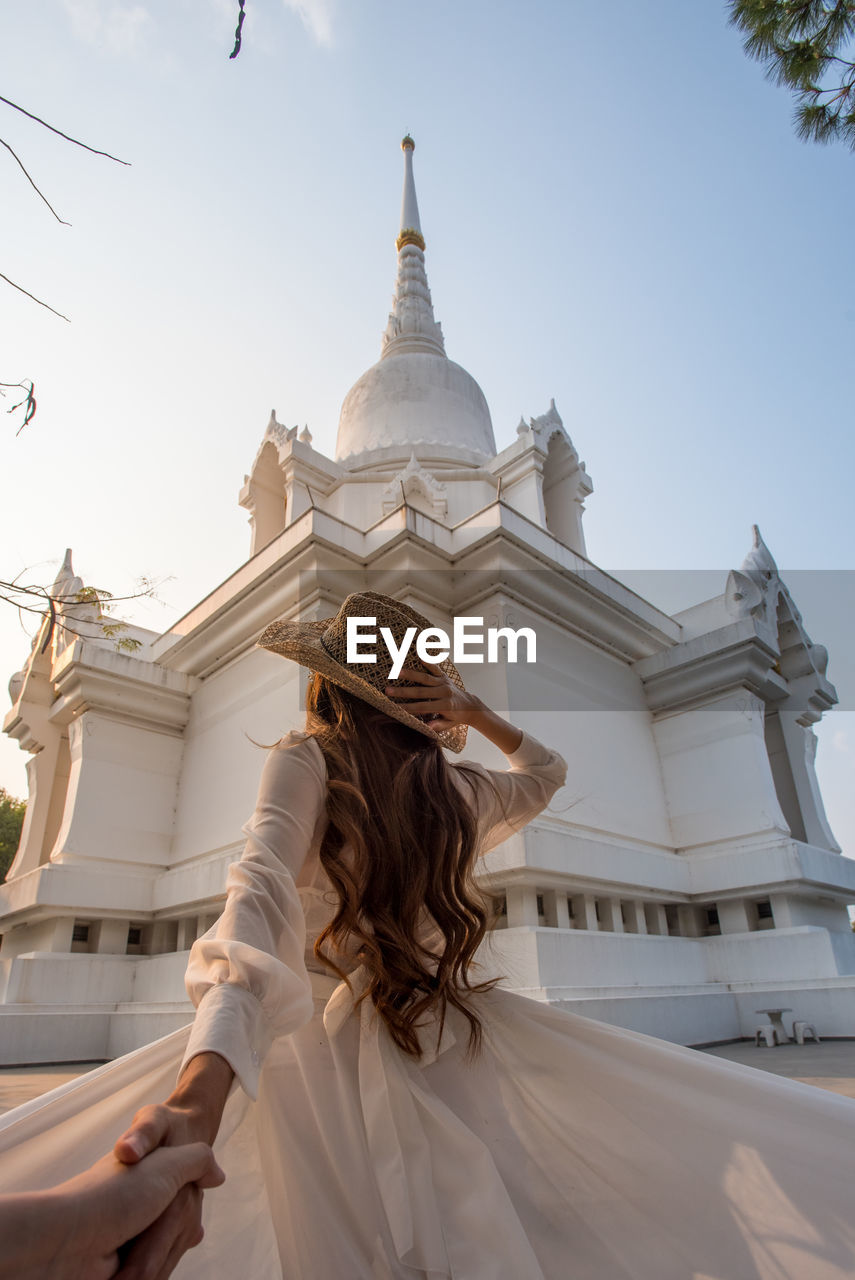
xmin=114 ymin=1050 xmax=235 ymax=1162
xmin=112 ymin=732 xmax=327 ymax=1271
xmin=114 ymin=733 xmax=329 ymax=1152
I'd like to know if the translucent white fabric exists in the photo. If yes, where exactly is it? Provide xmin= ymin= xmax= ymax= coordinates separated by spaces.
xmin=2 ymin=730 xmax=855 ymax=1279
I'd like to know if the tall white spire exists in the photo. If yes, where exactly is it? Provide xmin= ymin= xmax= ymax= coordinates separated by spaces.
xmin=335 ymin=136 xmax=495 ymax=465
xmin=381 ymin=136 xmax=445 ymax=360
xmin=398 ymin=135 xmax=423 ymax=247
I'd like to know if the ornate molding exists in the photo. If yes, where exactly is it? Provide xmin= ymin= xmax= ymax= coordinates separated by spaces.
xmin=381 ymin=451 xmax=448 ymax=519
xmin=396 ymin=228 xmax=425 ymax=251
xmin=635 ymin=622 xmax=781 ymax=716
xmin=49 ymin=641 xmax=197 ymax=735
xmin=725 ymin=525 xmax=837 ymax=725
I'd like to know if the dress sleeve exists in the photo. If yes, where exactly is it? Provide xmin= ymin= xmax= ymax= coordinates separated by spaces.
xmin=452 ymin=728 xmax=568 ymax=856
xmin=179 ymin=731 xmax=327 ymax=1100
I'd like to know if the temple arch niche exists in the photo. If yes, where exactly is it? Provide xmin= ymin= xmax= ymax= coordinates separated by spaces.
xmin=541 ymin=429 xmax=590 ymax=557
xmin=39 ymin=733 xmax=71 ymax=865
xmin=763 ymin=591 xmax=840 ymax=851
xmin=5 ymin=631 xmax=72 ymax=879
xmin=245 ymin=441 xmax=287 ymax=554
xmin=764 ymin=709 xmax=807 ymax=843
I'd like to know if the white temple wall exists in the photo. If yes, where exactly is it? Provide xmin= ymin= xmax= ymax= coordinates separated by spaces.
xmin=10 ymin=737 xmax=67 ymax=879
xmin=106 ymin=1008 xmax=193 ymax=1060
xmin=40 ymin=736 xmax=71 ymax=867
xmin=769 ymin=894 xmax=851 ymax=932
xmin=489 ymin=922 xmax=852 ymax=995
xmin=485 ymin=829 xmax=688 ymax=896
xmin=729 ymin=982 xmax=855 ymax=1039
xmin=168 ymin=648 xmax=305 ymax=865
xmin=323 ymin=480 xmax=386 ymax=527
xmin=506 ymin=617 xmax=673 ymax=848
xmin=51 ymin=712 xmax=184 ymax=869
xmin=0 ymin=1011 xmax=112 ymax=1064
xmin=829 ymin=931 xmax=855 ymax=974
xmin=490 ymin=928 xmax=710 ymax=990
xmin=0 ymin=917 xmax=73 ymax=960
xmin=778 ymin=717 xmax=841 ymax=852
xmin=686 ymin=840 xmax=855 ymax=898
xmin=438 ymin=475 xmax=496 ymax=526
xmin=553 ymin=991 xmax=739 ymax=1046
xmin=653 ymin=691 xmax=789 ymax=850
xmin=704 ymin=927 xmax=848 ymax=981
xmin=329 ymin=473 xmax=495 ymax=531
xmin=132 ymin=952 xmax=193 ymax=1002
xmin=1 ymin=954 xmax=136 ymax=1005
xmin=500 ymin=469 xmax=545 ymax=530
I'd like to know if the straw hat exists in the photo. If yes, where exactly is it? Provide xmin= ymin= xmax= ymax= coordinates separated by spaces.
xmin=256 ymin=591 xmax=468 ymax=753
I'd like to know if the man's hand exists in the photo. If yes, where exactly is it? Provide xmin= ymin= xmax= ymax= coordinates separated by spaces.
xmin=1 ymin=1143 xmax=224 ymax=1280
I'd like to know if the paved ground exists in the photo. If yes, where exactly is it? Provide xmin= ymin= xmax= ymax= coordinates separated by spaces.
xmin=2 ymin=1038 xmax=855 ymax=1118
xmin=0 ymin=1062 xmax=106 ymax=1117
xmin=697 ymin=1036 xmax=855 ymax=1098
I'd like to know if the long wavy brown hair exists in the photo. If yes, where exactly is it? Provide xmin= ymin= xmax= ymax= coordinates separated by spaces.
xmin=303 ymin=670 xmax=503 ymax=1059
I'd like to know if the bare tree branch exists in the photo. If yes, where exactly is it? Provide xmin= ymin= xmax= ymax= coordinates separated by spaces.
xmin=0 ymin=136 xmax=70 ymax=224
xmin=1 ymin=578 xmax=165 ymax=611
xmin=0 ymin=94 xmax=131 ymax=166
xmin=42 ymin=594 xmax=57 ymax=653
xmin=0 ymin=272 xmax=69 ymax=321
xmin=2 ymin=573 xmax=171 ymax=656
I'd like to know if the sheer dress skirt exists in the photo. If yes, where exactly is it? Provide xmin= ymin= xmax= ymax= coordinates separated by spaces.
xmin=3 ymin=976 xmax=855 ymax=1279
xmin=3 ymin=721 xmax=855 ymax=1279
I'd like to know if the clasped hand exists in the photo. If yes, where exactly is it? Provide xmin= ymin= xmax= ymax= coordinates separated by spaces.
xmin=0 ymin=1140 xmax=223 ymax=1280
xmin=104 ymin=1100 xmax=213 ymax=1279
xmin=107 ymin=1051 xmax=234 ymax=1278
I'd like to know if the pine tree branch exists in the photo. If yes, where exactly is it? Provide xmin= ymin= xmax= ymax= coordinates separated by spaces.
xmin=729 ymin=0 xmax=855 ymax=149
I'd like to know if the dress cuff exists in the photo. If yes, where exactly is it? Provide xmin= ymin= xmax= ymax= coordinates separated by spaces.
xmin=504 ymin=727 xmax=555 ymax=768
xmin=179 ymin=982 xmax=273 ymax=1102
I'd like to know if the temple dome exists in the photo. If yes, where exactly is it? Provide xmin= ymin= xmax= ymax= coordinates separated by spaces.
xmin=335 ymin=351 xmax=495 ymax=465
xmin=334 ymin=137 xmax=496 ymax=468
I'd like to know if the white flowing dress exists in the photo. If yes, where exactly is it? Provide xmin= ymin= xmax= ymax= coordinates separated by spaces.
xmin=2 ymin=728 xmax=855 ymax=1280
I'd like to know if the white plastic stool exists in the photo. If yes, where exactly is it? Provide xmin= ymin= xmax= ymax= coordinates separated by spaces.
xmin=754 ymin=1024 xmax=779 ymax=1047
xmin=792 ymin=1021 xmax=820 ymax=1044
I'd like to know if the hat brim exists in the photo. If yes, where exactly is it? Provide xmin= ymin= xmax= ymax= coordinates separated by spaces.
xmin=256 ymin=615 xmax=468 ymax=754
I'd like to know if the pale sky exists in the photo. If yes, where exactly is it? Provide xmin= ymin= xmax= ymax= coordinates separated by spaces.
xmin=2 ymin=0 xmax=853 ymax=856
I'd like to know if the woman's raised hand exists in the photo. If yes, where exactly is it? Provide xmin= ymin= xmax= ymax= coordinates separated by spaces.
xmin=385 ymin=666 xmax=482 ymax=730
xmin=387 ymin=665 xmax=525 ymax=756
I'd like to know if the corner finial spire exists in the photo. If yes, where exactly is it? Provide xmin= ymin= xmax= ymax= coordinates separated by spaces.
xmin=382 ymin=136 xmax=445 ymax=360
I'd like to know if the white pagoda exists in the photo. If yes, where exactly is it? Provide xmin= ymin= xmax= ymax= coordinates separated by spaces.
xmin=2 ymin=138 xmax=852 ymax=1064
